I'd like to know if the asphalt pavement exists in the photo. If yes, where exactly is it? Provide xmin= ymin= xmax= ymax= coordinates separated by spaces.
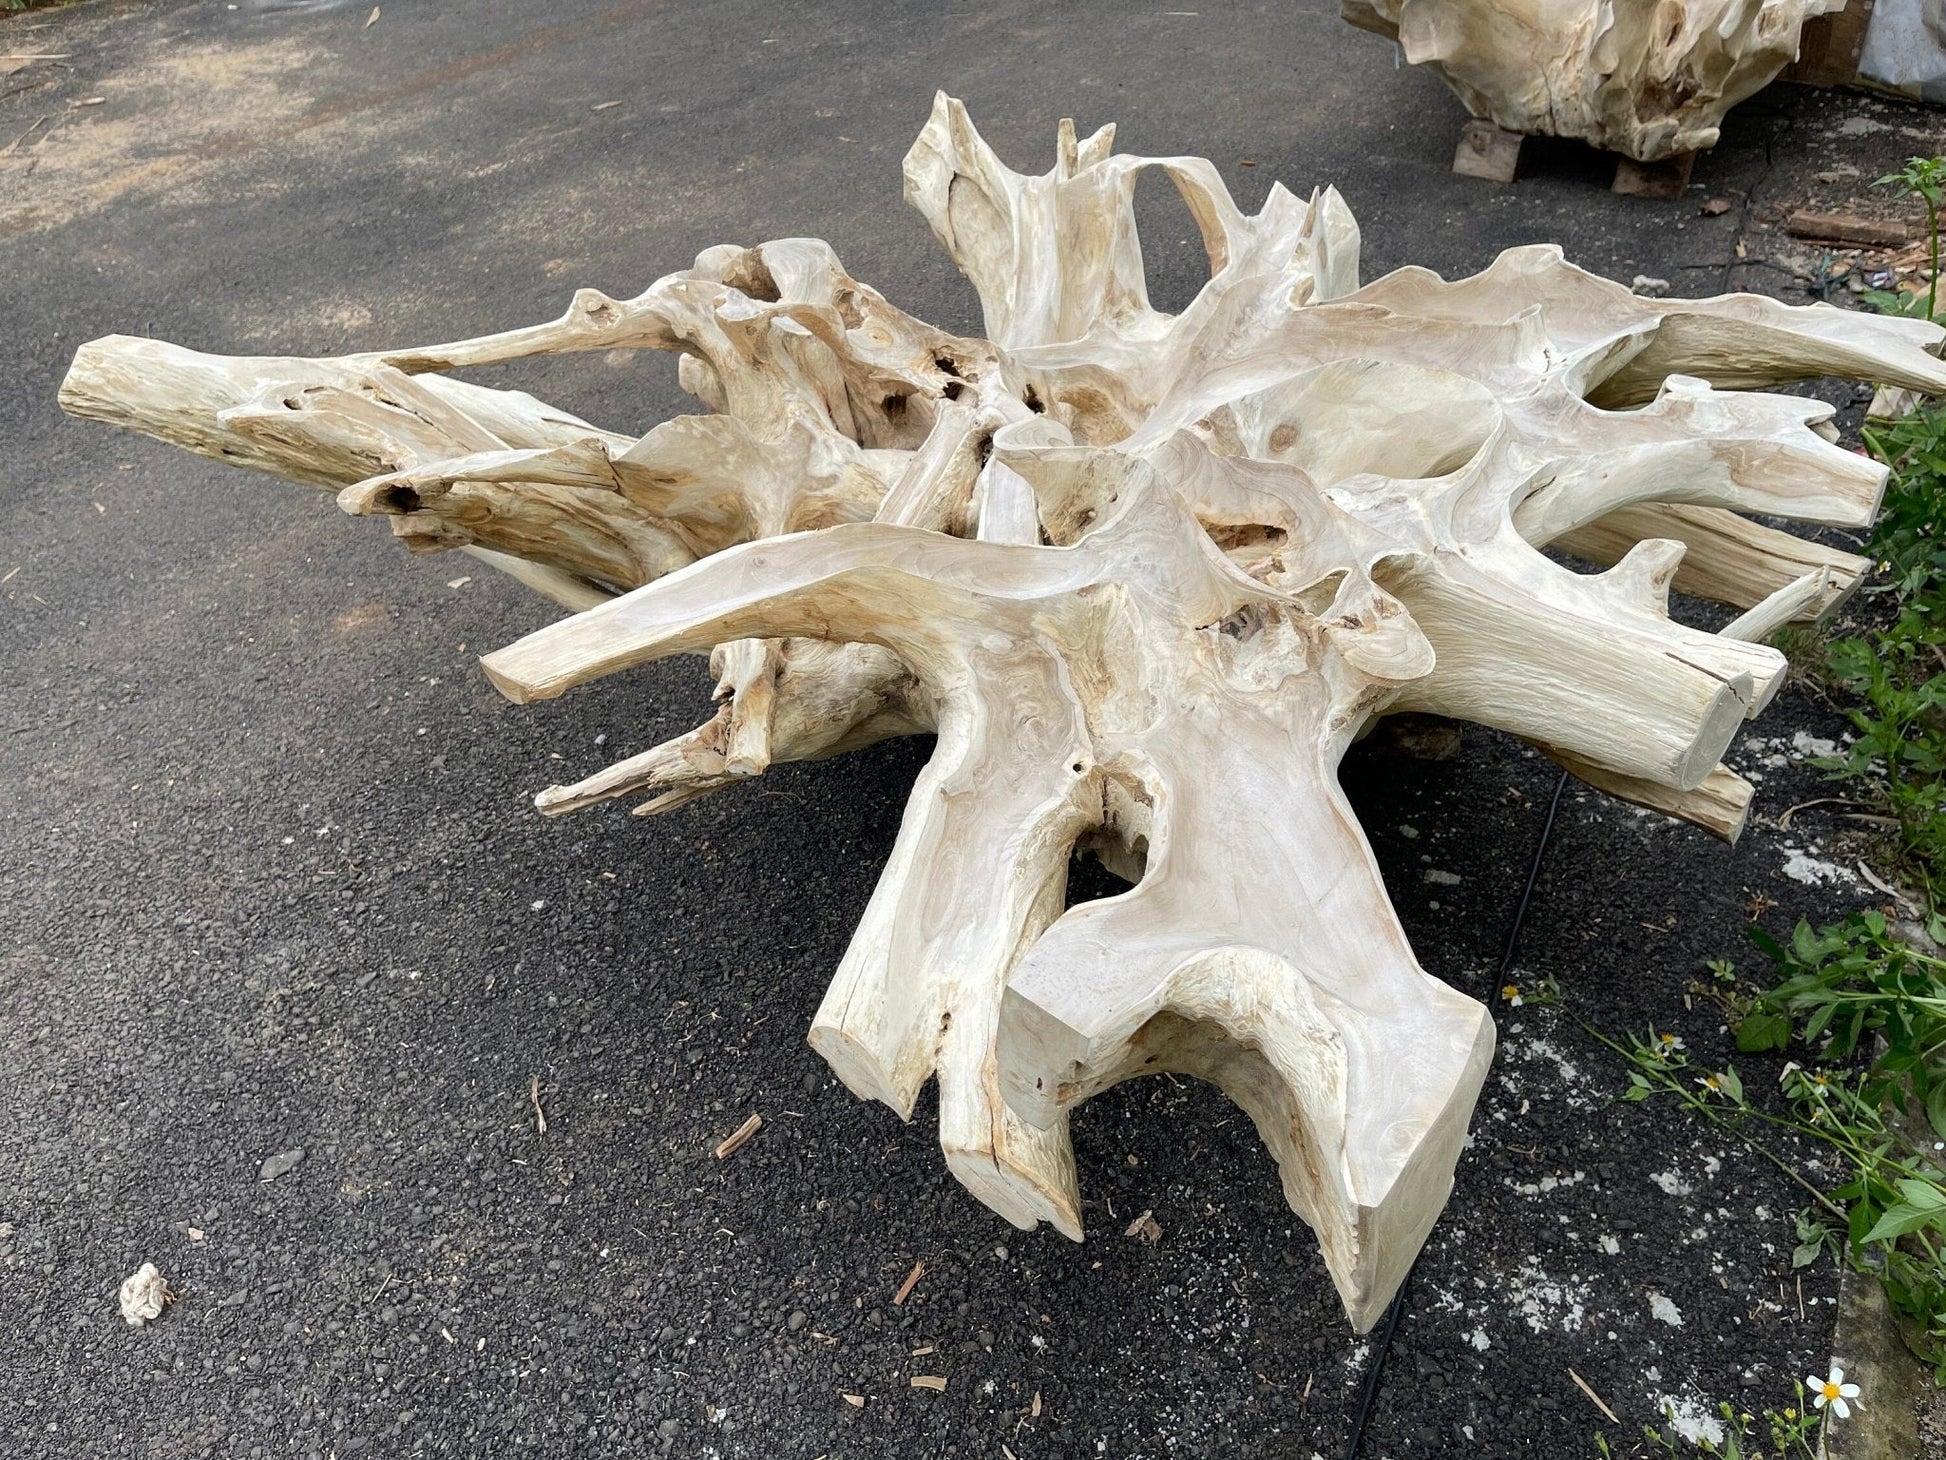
xmin=0 ymin=2 xmax=1929 ymax=1455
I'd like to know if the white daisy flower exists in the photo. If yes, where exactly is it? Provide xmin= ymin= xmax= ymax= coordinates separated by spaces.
xmin=1807 ymin=1364 xmax=1860 ymax=1419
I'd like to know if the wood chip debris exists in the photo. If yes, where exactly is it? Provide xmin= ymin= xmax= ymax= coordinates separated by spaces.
xmin=1857 ymin=859 xmax=1904 ymax=901
xmin=892 ymin=1260 xmax=925 ymax=1305
xmin=365 ymin=6 xmax=380 ymax=26
xmin=841 ymin=1392 xmax=865 ymax=1408
xmin=1700 ymin=196 xmax=1731 ymax=215
xmin=1568 ymin=1367 xmax=1619 ymax=1424
xmin=1031 ymin=1390 xmax=1042 ymax=1418
xmin=593 ymin=100 xmax=622 ymax=111
xmin=1123 ymin=1209 xmax=1163 ymax=1244
xmin=528 ymin=1075 xmax=548 ymax=1135
xmin=909 ymin=1375 xmax=947 ymax=1392
xmin=1786 ymin=209 xmax=1914 ymax=247
xmin=713 ymin=1113 xmax=761 ymax=1159
xmin=0 ymin=54 xmax=64 ymax=79
xmin=0 ymin=117 xmax=44 ymax=157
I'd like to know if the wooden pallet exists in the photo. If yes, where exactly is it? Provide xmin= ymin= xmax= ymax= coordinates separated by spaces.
xmin=1782 ymin=0 xmax=1875 ymax=88
xmin=1452 ymin=119 xmax=1695 ymax=200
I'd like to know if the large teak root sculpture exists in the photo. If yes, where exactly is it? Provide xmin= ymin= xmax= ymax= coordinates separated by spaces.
xmin=61 ymin=92 xmax=1946 ymax=1329
xmin=1344 ymin=0 xmax=1849 ymax=162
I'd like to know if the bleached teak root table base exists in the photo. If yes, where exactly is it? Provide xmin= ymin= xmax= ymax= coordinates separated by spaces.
xmin=60 ymin=92 xmax=1946 ymax=1329
xmin=1346 ymin=0 xmax=1851 ymax=165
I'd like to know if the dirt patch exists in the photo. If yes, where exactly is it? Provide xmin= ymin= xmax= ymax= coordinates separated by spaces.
xmin=0 ymin=27 xmax=319 ymax=237
xmin=1921 ymin=1383 xmax=1946 ymax=1456
xmin=0 ymin=0 xmax=677 ymax=240
xmin=1729 ymin=91 xmax=1945 ymax=312
xmin=332 ymin=601 xmax=389 ymax=633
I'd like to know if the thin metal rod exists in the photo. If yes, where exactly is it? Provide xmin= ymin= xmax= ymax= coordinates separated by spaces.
xmin=1341 ymin=768 xmax=1570 ymax=1459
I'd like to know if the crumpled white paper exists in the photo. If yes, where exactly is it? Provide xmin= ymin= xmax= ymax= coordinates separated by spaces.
xmin=118 ymin=1262 xmax=169 ymax=1327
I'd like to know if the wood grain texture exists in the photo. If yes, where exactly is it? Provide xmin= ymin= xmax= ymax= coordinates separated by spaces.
xmin=1345 ymin=0 xmax=1851 ymax=162
xmin=60 ymin=92 xmax=1946 ymax=1330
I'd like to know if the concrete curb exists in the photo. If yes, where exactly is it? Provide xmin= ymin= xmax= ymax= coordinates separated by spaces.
xmin=1827 ymin=1266 xmax=1926 ymax=1459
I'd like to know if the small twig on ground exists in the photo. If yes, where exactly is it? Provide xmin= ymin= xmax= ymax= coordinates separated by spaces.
xmin=712 ymin=1113 xmax=760 ymax=1159
xmin=1 ymin=113 xmax=46 ymax=154
xmin=528 ymin=1075 xmax=547 ymax=1135
xmin=1854 ymin=860 xmax=1914 ymax=906
xmin=892 ymin=1260 xmax=925 ymax=1305
xmin=1776 ymin=796 xmax=1859 ymax=829
xmin=1568 ymin=1367 xmax=1620 ymax=1423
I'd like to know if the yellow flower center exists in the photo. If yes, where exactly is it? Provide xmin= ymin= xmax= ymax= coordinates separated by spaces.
xmin=1821 ymin=1381 xmax=1840 ymax=1400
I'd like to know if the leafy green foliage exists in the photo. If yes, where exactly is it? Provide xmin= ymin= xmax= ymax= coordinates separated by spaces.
xmin=1608 ymin=912 xmax=1946 ymax=1373
xmin=1857 ymin=406 xmax=1946 ymax=612
xmin=1817 ymin=639 xmax=1946 ymax=884
xmin=1604 ymin=1011 xmax=1946 ymax=1380
xmin=1739 ymin=913 xmax=1946 ymax=1111
xmin=1632 ymin=1385 xmax=1833 ymax=1459
xmin=1606 ymin=151 xmax=1946 ymax=1404
xmin=1811 ymin=400 xmax=1946 ymax=906
xmin=1867 ymin=156 xmax=1945 ymax=325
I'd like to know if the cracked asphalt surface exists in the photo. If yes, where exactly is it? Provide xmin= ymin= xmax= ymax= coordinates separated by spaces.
xmin=2 ymin=2 xmax=1933 ymax=1455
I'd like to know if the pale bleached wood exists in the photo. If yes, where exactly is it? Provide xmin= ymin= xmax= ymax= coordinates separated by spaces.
xmin=57 ymin=92 xmax=1946 ymax=1331
xmin=58 ymin=238 xmax=1005 ymax=596
xmin=483 ymin=458 xmax=1491 ymax=1322
xmin=460 ymin=546 xmax=614 ymax=614
xmin=1344 ymin=0 xmax=1850 ymax=162
xmin=1555 ymin=503 xmax=1868 ymax=624
xmin=58 ymin=335 xmax=648 ymax=604
xmin=1538 ymin=747 xmax=1755 ymax=844
xmin=1720 ymin=569 xmax=1836 ymax=644
xmin=533 ymin=401 xmax=1023 ymax=817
